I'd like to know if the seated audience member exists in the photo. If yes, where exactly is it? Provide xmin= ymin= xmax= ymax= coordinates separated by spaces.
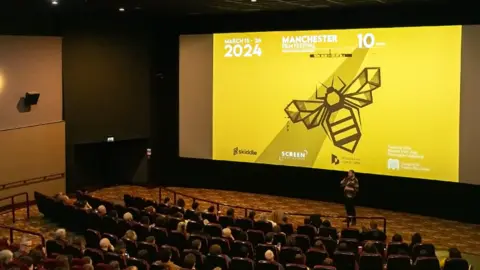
xmin=265 ymin=233 xmax=275 ymax=245
xmin=176 ymin=199 xmax=186 ymax=212
xmin=55 ymin=229 xmax=68 ymax=244
xmin=28 ymin=249 xmax=44 ymax=268
xmin=209 ymin=245 xmax=230 ymax=264
xmin=248 ymin=211 xmax=256 ymax=221
xmin=109 ymin=261 xmax=120 ymax=270
xmin=321 ymin=220 xmax=331 ymax=228
xmin=155 ymin=215 xmax=167 ymax=228
xmin=259 ymin=213 xmax=276 ymax=227
xmin=123 ymin=212 xmax=134 ymax=223
xmin=440 ymin=248 xmax=464 ymax=269
xmin=337 ymin=242 xmax=349 ymax=252
xmin=140 ymin=216 xmax=151 ymax=227
xmin=294 ymin=253 xmax=307 ymax=266
xmin=363 ymin=241 xmax=379 ymax=254
xmin=313 ymin=240 xmax=327 ymax=253
xmin=144 ymin=206 xmax=156 ymax=215
xmin=281 ymin=215 xmax=289 ymax=224
xmin=146 ymin=236 xmax=156 ymax=246
xmin=14 ymin=237 xmax=32 ymax=258
xmin=222 ymin=228 xmax=235 ymax=243
xmin=304 ymin=217 xmax=311 ymax=225
xmin=163 ymin=197 xmax=171 ymax=206
xmin=157 ymin=247 xmax=180 ymax=270
xmin=362 ymin=221 xmax=387 ymax=242
xmin=83 ymin=265 xmax=93 ymax=270
xmin=124 ymin=230 xmax=138 ymax=242
xmin=310 ymin=215 xmax=322 ymax=229
xmin=56 ymin=194 xmax=75 ymax=205
xmin=99 ymin=238 xmax=114 ymax=253
xmin=236 ymin=231 xmax=248 ymax=242
xmin=0 ymin=250 xmax=14 ymax=269
xmin=391 ymin=233 xmax=403 ymax=243
xmin=126 ymin=266 xmax=138 ymax=270
xmin=238 ymin=246 xmax=250 ymax=258
xmin=82 ymin=257 xmax=92 ymax=265
xmin=177 ymin=222 xmax=187 ymax=237
xmin=18 ymin=256 xmax=34 ymax=270
xmin=226 ymin=208 xmax=235 ymax=219
xmin=213 ymin=268 xmax=221 ymax=270
xmin=207 ymin=206 xmax=216 ymax=214
xmin=191 ymin=240 xmax=206 ymax=261
xmin=56 ymin=255 xmax=71 ymax=269
xmin=74 ymin=200 xmax=92 ymax=210
xmin=273 ymin=225 xmax=284 ymax=235
xmin=265 ymin=250 xmax=283 ymax=269
xmin=114 ymin=240 xmax=128 ymax=257
xmin=323 ymin=258 xmax=334 ymax=266
xmin=72 ymin=237 xmax=86 ymax=254
xmin=108 ymin=210 xmax=119 ymax=219
xmin=136 ymin=250 xmax=149 ymax=262
xmin=183 ymin=253 xmax=196 ymax=269
xmin=409 ymin=233 xmax=422 ymax=255
xmin=97 ymin=205 xmax=107 ymax=216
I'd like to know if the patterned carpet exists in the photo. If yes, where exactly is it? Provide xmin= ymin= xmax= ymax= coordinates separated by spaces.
xmin=1 ymin=185 xmax=480 ymax=256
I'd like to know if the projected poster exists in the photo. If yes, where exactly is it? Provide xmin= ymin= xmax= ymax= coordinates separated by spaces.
xmin=212 ymin=26 xmax=461 ymax=182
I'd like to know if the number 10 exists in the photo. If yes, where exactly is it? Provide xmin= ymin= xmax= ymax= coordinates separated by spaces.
xmin=357 ymin=33 xmax=375 ymax=48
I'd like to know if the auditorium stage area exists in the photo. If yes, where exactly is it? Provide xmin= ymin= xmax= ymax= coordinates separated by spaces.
xmin=1 ymin=185 xmax=480 ymax=266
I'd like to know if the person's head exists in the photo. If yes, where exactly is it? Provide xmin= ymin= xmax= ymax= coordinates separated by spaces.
xmin=177 ymin=222 xmax=186 ymax=233
xmin=191 ymin=202 xmax=199 ymax=211
xmin=370 ymin=220 xmax=378 ymax=230
xmin=140 ymin=216 xmax=150 ymax=226
xmin=82 ymin=256 xmax=92 ymax=265
xmin=209 ymin=244 xmax=222 ymax=256
xmin=348 ymin=170 xmax=355 ymax=177
xmin=310 ymin=214 xmax=322 ymax=228
xmin=137 ymin=250 xmax=149 ymax=261
xmin=115 ymin=240 xmax=126 ymax=254
xmin=363 ymin=241 xmax=378 ymax=254
xmin=155 ymin=215 xmax=166 ymax=227
xmin=183 ymin=253 xmax=196 ymax=269
xmin=83 ymin=265 xmax=94 ymax=270
xmin=411 ymin=233 xmax=422 ymax=245
xmin=97 ymin=205 xmax=107 ymax=215
xmin=222 ymin=228 xmax=232 ymax=239
xmin=448 ymin=248 xmax=462 ymax=259
xmin=248 ymin=211 xmax=256 ymax=220
xmin=304 ymin=217 xmax=311 ymax=225
xmin=56 ymin=255 xmax=70 ymax=268
xmin=282 ymin=215 xmax=288 ymax=224
xmin=123 ymin=212 xmax=133 ymax=221
xmin=126 ymin=266 xmax=137 ymax=270
xmin=191 ymin=240 xmax=202 ymax=251
xmin=265 ymin=232 xmax=274 ymax=243
xmin=19 ymin=256 xmax=34 ymax=270
xmin=163 ymin=197 xmax=170 ymax=204
xmin=337 ymin=242 xmax=348 ymax=252
xmin=28 ymin=249 xmax=44 ymax=266
xmin=144 ymin=206 xmax=156 ymax=214
xmin=392 ymin=233 xmax=403 ymax=242
xmin=223 ymin=208 xmax=232 ymax=218
xmin=264 ymin=250 xmax=274 ymax=262
xmin=294 ymin=254 xmax=305 ymax=264
xmin=177 ymin=198 xmax=185 ymax=208
xmin=158 ymin=247 xmax=172 ymax=263
xmin=146 ymin=236 xmax=155 ymax=245
xmin=55 ymin=228 xmax=67 ymax=240
xmin=314 ymin=240 xmax=325 ymax=251
xmin=273 ymin=225 xmax=281 ymax=234
xmin=99 ymin=238 xmax=111 ymax=251
xmin=236 ymin=231 xmax=248 ymax=241
xmin=322 ymin=220 xmax=331 ymax=227
xmin=323 ymin=258 xmax=334 ymax=265
xmin=207 ymin=205 xmax=215 ymax=213
xmin=239 ymin=245 xmax=249 ymax=258
xmin=109 ymin=261 xmax=120 ymax=270
xmin=72 ymin=236 xmax=86 ymax=249
xmin=19 ymin=237 xmax=33 ymax=252
xmin=124 ymin=230 xmax=137 ymax=241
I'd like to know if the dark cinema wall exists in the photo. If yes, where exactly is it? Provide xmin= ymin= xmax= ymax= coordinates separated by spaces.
xmin=1 ymin=3 xmax=480 ymax=223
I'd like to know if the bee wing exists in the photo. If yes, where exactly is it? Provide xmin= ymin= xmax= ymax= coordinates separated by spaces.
xmin=285 ymin=100 xmax=325 ymax=129
xmin=341 ymin=67 xmax=381 ymax=108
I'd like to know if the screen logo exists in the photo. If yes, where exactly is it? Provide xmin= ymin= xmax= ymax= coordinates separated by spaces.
xmin=331 ymin=154 xmax=340 ymax=165
xmin=387 ymin=158 xmax=400 ymax=170
xmin=233 ymin=147 xmax=257 ymax=156
xmin=279 ymin=150 xmax=308 ymax=161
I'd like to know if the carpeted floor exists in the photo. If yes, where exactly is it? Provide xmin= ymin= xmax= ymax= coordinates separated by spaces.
xmin=1 ymin=185 xmax=480 ymax=257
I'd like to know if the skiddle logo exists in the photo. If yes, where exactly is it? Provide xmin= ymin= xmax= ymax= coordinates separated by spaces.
xmin=233 ymin=147 xmax=257 ymax=156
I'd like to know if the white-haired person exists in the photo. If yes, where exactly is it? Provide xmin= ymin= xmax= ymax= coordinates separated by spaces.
xmin=97 ymin=205 xmax=107 ymax=216
xmin=99 ymin=238 xmax=114 ymax=253
xmin=222 ymin=228 xmax=235 ymax=245
xmin=264 ymin=250 xmax=284 ymax=270
xmin=0 ymin=249 xmax=13 ymax=269
xmin=54 ymin=228 xmax=68 ymax=245
xmin=14 ymin=236 xmax=32 ymax=258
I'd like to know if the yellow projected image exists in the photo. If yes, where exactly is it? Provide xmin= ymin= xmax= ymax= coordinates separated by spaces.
xmin=213 ymin=26 xmax=461 ymax=182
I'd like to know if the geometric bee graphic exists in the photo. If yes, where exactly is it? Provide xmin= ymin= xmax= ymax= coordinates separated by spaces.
xmin=284 ymin=67 xmax=381 ymax=153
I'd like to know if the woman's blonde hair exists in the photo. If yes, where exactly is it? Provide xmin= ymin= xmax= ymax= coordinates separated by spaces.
xmin=177 ymin=221 xmax=186 ymax=233
xmin=124 ymin=230 xmax=137 ymax=241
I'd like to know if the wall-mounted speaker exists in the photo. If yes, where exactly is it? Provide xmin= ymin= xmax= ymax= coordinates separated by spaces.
xmin=25 ymin=92 xmax=40 ymax=106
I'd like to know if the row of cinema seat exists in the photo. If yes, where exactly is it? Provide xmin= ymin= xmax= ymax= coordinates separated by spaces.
xmin=34 ymin=191 xmax=470 ymax=270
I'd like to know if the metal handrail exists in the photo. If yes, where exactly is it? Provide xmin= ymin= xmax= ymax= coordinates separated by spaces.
xmin=0 ymin=225 xmax=45 ymax=246
xmin=0 ymin=173 xmax=65 ymax=191
xmin=159 ymin=186 xmax=387 ymax=233
xmin=0 ymin=192 xmax=30 ymax=223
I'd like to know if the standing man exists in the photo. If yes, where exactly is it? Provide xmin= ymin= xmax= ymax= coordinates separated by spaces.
xmin=341 ymin=170 xmax=359 ymax=225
